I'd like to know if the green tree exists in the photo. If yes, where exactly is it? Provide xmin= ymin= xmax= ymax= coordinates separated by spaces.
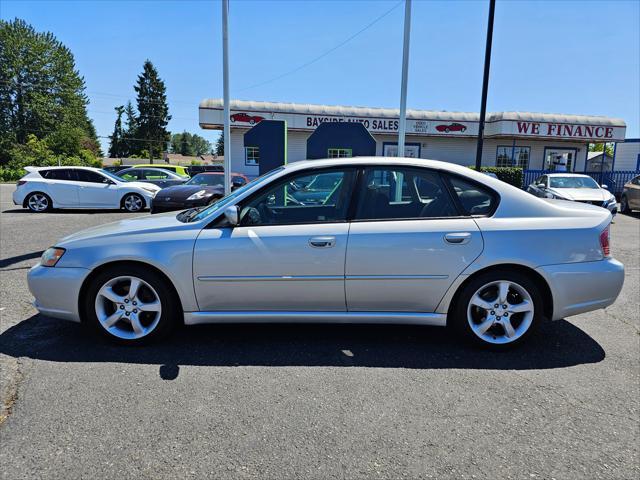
xmin=108 ymin=105 xmax=125 ymax=157
xmin=133 ymin=60 xmax=170 ymax=160
xmin=0 ymin=18 xmax=99 ymax=163
xmin=122 ymin=100 xmax=137 ymax=157
xmin=190 ymin=133 xmax=211 ymax=156
xmin=215 ymin=134 xmax=224 ymax=156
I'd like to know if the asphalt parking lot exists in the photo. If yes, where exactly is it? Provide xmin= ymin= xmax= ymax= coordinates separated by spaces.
xmin=0 ymin=183 xmax=638 ymax=479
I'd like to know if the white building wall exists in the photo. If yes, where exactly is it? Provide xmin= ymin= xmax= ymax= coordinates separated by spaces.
xmin=614 ymin=140 xmax=640 ymax=170
xmin=228 ymin=129 xmax=589 ymax=178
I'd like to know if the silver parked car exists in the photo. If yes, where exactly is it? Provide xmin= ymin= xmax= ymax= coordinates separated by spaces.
xmin=527 ymin=173 xmax=617 ymax=216
xmin=28 ymin=158 xmax=624 ymax=348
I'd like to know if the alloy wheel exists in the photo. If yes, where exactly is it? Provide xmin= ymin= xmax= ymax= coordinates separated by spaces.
xmin=94 ymin=276 xmax=162 ymax=340
xmin=466 ymin=280 xmax=534 ymax=345
xmin=28 ymin=193 xmax=49 ymax=212
xmin=124 ymin=194 xmax=143 ymax=212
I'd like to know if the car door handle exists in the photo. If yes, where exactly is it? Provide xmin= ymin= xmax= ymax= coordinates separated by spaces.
xmin=309 ymin=236 xmax=335 ymax=248
xmin=444 ymin=232 xmax=472 ymax=245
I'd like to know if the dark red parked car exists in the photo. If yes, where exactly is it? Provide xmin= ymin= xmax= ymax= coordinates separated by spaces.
xmin=435 ymin=122 xmax=467 ymax=133
xmin=230 ymin=113 xmax=265 ymax=125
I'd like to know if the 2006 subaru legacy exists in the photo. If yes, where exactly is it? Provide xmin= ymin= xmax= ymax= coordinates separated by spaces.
xmin=28 ymin=158 xmax=624 ymax=348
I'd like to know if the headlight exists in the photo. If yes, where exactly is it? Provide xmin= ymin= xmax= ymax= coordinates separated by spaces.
xmin=187 ymin=190 xmax=212 ymax=201
xmin=605 ymin=196 xmax=617 ymax=205
xmin=40 ymin=247 xmax=65 ymax=267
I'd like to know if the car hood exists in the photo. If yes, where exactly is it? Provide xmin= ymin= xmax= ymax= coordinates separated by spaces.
xmin=547 ymin=187 xmax=610 ymax=201
xmin=57 ymin=211 xmax=191 ymax=246
xmin=155 ymin=184 xmax=223 ymax=200
xmin=124 ymin=181 xmax=161 ymax=192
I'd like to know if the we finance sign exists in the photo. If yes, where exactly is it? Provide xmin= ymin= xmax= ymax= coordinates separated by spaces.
xmin=507 ymin=121 xmax=624 ymax=141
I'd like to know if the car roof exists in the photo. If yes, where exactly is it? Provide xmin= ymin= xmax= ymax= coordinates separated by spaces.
xmin=26 ymin=166 xmax=101 ymax=171
xmin=192 ymin=171 xmax=244 ymax=176
xmin=120 ymin=167 xmax=177 ymax=172
xmin=546 ymin=173 xmax=592 ymax=177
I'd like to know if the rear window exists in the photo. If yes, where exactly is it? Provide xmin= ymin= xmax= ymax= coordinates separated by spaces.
xmin=448 ymin=175 xmax=498 ymax=216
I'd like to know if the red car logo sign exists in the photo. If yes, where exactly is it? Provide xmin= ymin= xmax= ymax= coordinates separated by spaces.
xmin=230 ymin=112 xmax=265 ymax=125
xmin=435 ymin=122 xmax=467 ymax=133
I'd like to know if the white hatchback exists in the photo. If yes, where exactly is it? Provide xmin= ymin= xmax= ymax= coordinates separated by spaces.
xmin=13 ymin=166 xmax=161 ymax=212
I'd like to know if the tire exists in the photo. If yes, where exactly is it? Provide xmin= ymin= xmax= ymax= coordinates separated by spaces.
xmin=620 ymin=195 xmax=630 ymax=214
xmin=444 ymin=127 xmax=450 ymax=133
xmin=122 ymin=193 xmax=145 ymax=212
xmin=83 ymin=264 xmax=180 ymax=345
xmin=450 ymin=269 xmax=544 ymax=349
xmin=25 ymin=192 xmax=52 ymax=212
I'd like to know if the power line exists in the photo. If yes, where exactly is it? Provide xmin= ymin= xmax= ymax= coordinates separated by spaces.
xmin=235 ymin=0 xmax=403 ymax=92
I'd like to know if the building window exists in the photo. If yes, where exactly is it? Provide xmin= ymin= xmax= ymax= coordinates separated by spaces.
xmin=327 ymin=148 xmax=352 ymax=159
xmin=496 ymin=146 xmax=530 ymax=168
xmin=245 ymin=146 xmax=259 ymax=166
xmin=544 ymin=148 xmax=575 ymax=172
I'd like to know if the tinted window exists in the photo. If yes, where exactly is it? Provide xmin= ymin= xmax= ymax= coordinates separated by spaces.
xmin=40 ymin=169 xmax=76 ymax=181
xmin=448 ymin=176 xmax=497 ymax=216
xmin=354 ymin=167 xmax=456 ymax=220
xmin=76 ymin=170 xmax=108 ymax=183
xmin=142 ymin=169 xmax=170 ymax=180
xmin=187 ymin=174 xmax=224 ymax=187
xmin=239 ymin=169 xmax=355 ymax=226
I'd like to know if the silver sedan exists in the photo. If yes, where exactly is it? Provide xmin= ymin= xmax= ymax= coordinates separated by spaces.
xmin=28 ymin=158 xmax=624 ymax=348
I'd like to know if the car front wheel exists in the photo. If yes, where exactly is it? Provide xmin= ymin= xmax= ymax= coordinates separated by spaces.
xmin=83 ymin=265 xmax=179 ymax=345
xmin=122 ymin=193 xmax=144 ymax=212
xmin=451 ymin=270 xmax=543 ymax=349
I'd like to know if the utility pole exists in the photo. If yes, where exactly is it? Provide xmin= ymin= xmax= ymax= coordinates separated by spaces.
xmin=222 ymin=0 xmax=231 ymax=196
xmin=475 ymin=0 xmax=496 ymax=170
xmin=397 ymin=0 xmax=412 ymax=158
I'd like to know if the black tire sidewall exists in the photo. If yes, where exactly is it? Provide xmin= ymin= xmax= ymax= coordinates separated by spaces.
xmin=122 ymin=193 xmax=144 ymax=212
xmin=26 ymin=192 xmax=52 ymax=212
xmin=451 ymin=269 xmax=544 ymax=349
xmin=620 ymin=196 xmax=629 ymax=213
xmin=82 ymin=264 xmax=179 ymax=345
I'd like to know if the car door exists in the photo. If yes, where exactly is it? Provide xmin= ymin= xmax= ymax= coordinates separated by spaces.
xmin=40 ymin=168 xmax=80 ymax=207
xmin=629 ymin=176 xmax=640 ymax=209
xmin=193 ymin=167 xmax=357 ymax=311
xmin=345 ymin=167 xmax=484 ymax=312
xmin=76 ymin=169 xmax=118 ymax=207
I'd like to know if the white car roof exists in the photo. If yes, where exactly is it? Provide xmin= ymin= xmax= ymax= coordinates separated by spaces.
xmin=25 ymin=166 xmax=102 ymax=172
xmin=545 ymin=173 xmax=592 ymax=178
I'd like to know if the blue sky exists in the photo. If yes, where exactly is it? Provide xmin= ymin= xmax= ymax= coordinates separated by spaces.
xmin=2 ymin=0 xmax=639 ymax=153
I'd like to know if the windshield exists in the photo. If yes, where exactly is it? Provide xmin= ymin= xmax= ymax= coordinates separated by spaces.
xmin=101 ymin=169 xmax=127 ymax=182
xmin=549 ymin=176 xmax=599 ymax=189
xmin=183 ymin=167 xmax=285 ymax=223
xmin=186 ymin=173 xmax=225 ymax=187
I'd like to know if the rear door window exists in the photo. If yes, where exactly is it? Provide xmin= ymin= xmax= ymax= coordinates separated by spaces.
xmin=354 ymin=167 xmax=457 ymax=220
xmin=40 ymin=169 xmax=76 ymax=181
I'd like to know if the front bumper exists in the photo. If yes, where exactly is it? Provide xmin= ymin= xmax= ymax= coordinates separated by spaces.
xmin=537 ymin=258 xmax=624 ymax=320
xmin=27 ymin=264 xmax=91 ymax=322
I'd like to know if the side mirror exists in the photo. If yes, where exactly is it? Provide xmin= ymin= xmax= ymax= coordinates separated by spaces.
xmin=231 ymin=179 xmax=244 ymax=190
xmin=601 ymin=184 xmax=608 ymax=190
xmin=223 ymin=205 xmax=239 ymax=226
xmin=536 ymin=183 xmax=546 ymax=189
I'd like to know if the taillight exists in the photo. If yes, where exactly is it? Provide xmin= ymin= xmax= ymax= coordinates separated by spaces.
xmin=600 ymin=225 xmax=610 ymax=257
xmin=17 ymin=180 xmax=26 ymax=186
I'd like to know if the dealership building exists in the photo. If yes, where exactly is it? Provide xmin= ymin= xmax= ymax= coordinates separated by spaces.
xmin=199 ymin=99 xmax=628 ymax=178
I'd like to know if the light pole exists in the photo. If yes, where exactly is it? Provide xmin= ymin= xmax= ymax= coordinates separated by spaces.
xmin=397 ymin=0 xmax=412 ymax=158
xmin=222 ymin=0 xmax=231 ymax=196
xmin=475 ymin=0 xmax=496 ymax=170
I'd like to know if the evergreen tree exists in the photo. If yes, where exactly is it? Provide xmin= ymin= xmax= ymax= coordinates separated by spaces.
xmin=123 ymin=101 xmax=137 ymax=157
xmin=0 ymin=18 xmax=99 ymax=163
xmin=190 ymin=133 xmax=211 ymax=156
xmin=108 ymin=106 xmax=125 ymax=157
xmin=133 ymin=60 xmax=170 ymax=160
xmin=180 ymin=131 xmax=193 ymax=156
xmin=215 ymin=135 xmax=224 ymax=156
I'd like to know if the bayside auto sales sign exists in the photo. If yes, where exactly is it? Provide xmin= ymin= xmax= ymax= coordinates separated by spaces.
xmin=199 ymin=107 xmax=626 ymax=141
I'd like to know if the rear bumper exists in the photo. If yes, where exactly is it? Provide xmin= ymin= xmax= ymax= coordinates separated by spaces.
xmin=27 ymin=264 xmax=90 ymax=322
xmin=537 ymin=258 xmax=624 ymax=320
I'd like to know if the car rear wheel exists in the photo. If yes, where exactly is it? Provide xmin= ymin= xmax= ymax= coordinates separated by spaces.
xmin=451 ymin=270 xmax=543 ymax=349
xmin=122 ymin=193 xmax=144 ymax=212
xmin=26 ymin=192 xmax=52 ymax=212
xmin=84 ymin=265 xmax=179 ymax=345
xmin=620 ymin=195 xmax=630 ymax=214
